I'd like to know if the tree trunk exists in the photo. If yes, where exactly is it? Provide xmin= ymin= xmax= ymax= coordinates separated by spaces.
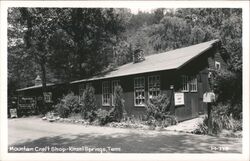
xmin=40 ymin=61 xmax=47 ymax=115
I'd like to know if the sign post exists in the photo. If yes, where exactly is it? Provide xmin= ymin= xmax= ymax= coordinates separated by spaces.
xmin=203 ymin=70 xmax=216 ymax=135
xmin=203 ymin=92 xmax=215 ymax=135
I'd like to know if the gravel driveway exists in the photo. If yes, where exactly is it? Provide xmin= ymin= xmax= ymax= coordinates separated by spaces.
xmin=8 ymin=117 xmax=242 ymax=153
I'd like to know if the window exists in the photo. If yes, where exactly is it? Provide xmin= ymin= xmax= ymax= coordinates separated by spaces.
xmin=134 ymin=77 xmax=145 ymax=106
xmin=181 ymin=75 xmax=189 ymax=92
xmin=181 ymin=75 xmax=197 ymax=92
xmin=111 ymin=80 xmax=120 ymax=106
xmin=148 ymin=75 xmax=161 ymax=99
xmin=102 ymin=81 xmax=110 ymax=106
xmin=189 ymin=76 xmax=198 ymax=92
xmin=43 ymin=92 xmax=52 ymax=103
xmin=215 ymin=61 xmax=221 ymax=70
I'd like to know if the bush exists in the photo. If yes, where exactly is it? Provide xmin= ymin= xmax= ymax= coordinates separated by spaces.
xmin=145 ymin=94 xmax=171 ymax=121
xmin=110 ymin=85 xmax=125 ymax=122
xmin=96 ymin=109 xmax=113 ymax=126
xmin=55 ymin=100 xmax=70 ymax=118
xmin=213 ymin=70 xmax=242 ymax=119
xmin=232 ymin=118 xmax=242 ymax=132
xmin=192 ymin=116 xmax=208 ymax=135
xmin=80 ymin=85 xmax=97 ymax=121
xmin=211 ymin=104 xmax=235 ymax=134
xmin=193 ymin=104 xmax=242 ymax=135
xmin=145 ymin=94 xmax=177 ymax=127
xmin=63 ymin=92 xmax=80 ymax=113
xmin=55 ymin=92 xmax=80 ymax=118
xmin=162 ymin=115 xmax=178 ymax=127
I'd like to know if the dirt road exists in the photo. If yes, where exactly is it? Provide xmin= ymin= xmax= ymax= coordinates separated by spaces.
xmin=8 ymin=117 xmax=242 ymax=153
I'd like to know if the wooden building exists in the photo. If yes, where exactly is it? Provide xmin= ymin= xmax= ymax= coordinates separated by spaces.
xmin=16 ymin=39 xmax=228 ymax=121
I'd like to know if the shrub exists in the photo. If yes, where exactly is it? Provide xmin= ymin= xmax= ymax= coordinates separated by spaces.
xmin=192 ymin=116 xmax=208 ymax=135
xmin=55 ymin=100 xmax=70 ymax=118
xmin=55 ymin=92 xmax=80 ymax=118
xmin=145 ymin=94 xmax=177 ymax=127
xmin=162 ymin=115 xmax=178 ymax=127
xmin=96 ymin=109 xmax=113 ymax=125
xmin=193 ymin=104 xmax=242 ymax=135
xmin=110 ymin=85 xmax=125 ymax=122
xmin=80 ymin=85 xmax=97 ymax=121
xmin=213 ymin=70 xmax=242 ymax=119
xmin=145 ymin=94 xmax=171 ymax=121
xmin=63 ymin=92 xmax=80 ymax=113
xmin=232 ymin=119 xmax=242 ymax=132
xmin=211 ymin=104 xmax=235 ymax=134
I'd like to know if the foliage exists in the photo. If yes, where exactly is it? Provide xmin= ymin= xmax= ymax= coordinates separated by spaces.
xmin=8 ymin=8 xmax=127 ymax=92
xmin=145 ymin=94 xmax=171 ymax=121
xmin=146 ymin=115 xmax=177 ymax=128
xmin=55 ymin=92 xmax=80 ymax=118
xmin=211 ymin=104 xmax=235 ymax=134
xmin=96 ymin=109 xmax=113 ymax=126
xmin=213 ymin=70 xmax=242 ymax=119
xmin=80 ymin=85 xmax=97 ymax=121
xmin=63 ymin=92 xmax=80 ymax=113
xmin=145 ymin=94 xmax=177 ymax=127
xmin=192 ymin=117 xmax=208 ymax=135
xmin=109 ymin=85 xmax=125 ymax=122
xmin=52 ymin=8 xmax=126 ymax=79
xmin=55 ymin=101 xmax=70 ymax=118
xmin=193 ymin=104 xmax=242 ymax=135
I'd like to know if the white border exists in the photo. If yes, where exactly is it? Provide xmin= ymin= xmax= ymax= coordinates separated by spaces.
xmin=0 ymin=1 xmax=249 ymax=161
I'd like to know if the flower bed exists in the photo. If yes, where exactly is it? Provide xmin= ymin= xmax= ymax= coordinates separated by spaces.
xmin=42 ymin=114 xmax=166 ymax=131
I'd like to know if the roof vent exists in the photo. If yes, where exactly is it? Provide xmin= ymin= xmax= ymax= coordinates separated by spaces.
xmin=133 ymin=49 xmax=145 ymax=63
xmin=35 ymin=75 xmax=42 ymax=86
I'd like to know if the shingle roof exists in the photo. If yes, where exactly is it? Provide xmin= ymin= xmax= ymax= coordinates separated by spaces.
xmin=71 ymin=39 xmax=219 ymax=84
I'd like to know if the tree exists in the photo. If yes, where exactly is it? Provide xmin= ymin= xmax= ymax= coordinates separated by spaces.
xmin=8 ymin=8 xmax=39 ymax=97
xmin=53 ymin=8 xmax=125 ymax=80
xmin=110 ymin=85 xmax=125 ymax=122
xmin=148 ymin=16 xmax=191 ymax=51
xmin=80 ymin=85 xmax=97 ymax=121
xmin=18 ymin=8 xmax=59 ymax=113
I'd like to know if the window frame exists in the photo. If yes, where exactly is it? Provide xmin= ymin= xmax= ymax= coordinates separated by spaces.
xmin=148 ymin=75 xmax=161 ymax=99
xmin=181 ymin=75 xmax=198 ymax=93
xmin=181 ymin=75 xmax=189 ymax=92
xmin=189 ymin=76 xmax=198 ymax=92
xmin=44 ymin=92 xmax=52 ymax=103
xmin=134 ymin=77 xmax=145 ymax=107
xmin=102 ymin=81 xmax=111 ymax=106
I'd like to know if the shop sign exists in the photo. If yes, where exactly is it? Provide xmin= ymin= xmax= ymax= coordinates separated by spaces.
xmin=174 ymin=92 xmax=184 ymax=106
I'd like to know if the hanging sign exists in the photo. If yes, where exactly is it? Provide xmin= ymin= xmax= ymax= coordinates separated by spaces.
xmin=174 ymin=92 xmax=184 ymax=106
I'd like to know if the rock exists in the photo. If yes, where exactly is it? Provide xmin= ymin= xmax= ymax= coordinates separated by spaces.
xmin=48 ymin=118 xmax=55 ymax=122
xmin=42 ymin=117 xmax=47 ymax=120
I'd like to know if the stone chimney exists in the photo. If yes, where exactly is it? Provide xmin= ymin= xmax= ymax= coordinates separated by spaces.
xmin=35 ymin=75 xmax=42 ymax=86
xmin=133 ymin=49 xmax=145 ymax=63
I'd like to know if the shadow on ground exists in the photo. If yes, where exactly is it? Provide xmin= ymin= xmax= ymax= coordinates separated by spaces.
xmin=8 ymin=130 xmax=241 ymax=153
